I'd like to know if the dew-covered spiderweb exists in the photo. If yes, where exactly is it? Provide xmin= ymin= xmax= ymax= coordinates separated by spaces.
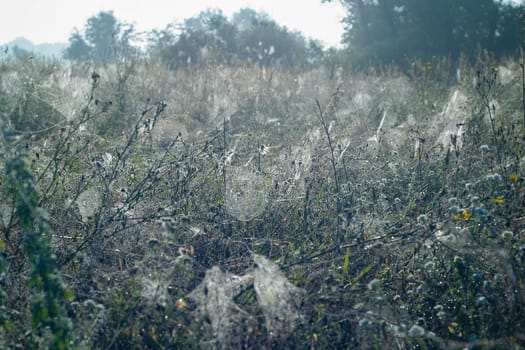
xmin=224 ymin=167 xmax=268 ymax=221
xmin=0 ymin=65 xmax=91 ymax=135
xmin=76 ymin=187 xmax=101 ymax=223
xmin=436 ymin=89 xmax=469 ymax=151
xmin=252 ymin=254 xmax=303 ymax=334
xmin=188 ymin=266 xmax=253 ymax=347
xmin=187 ymin=254 xmax=303 ymax=346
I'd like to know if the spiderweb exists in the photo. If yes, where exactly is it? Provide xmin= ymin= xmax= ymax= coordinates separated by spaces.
xmin=224 ymin=167 xmax=268 ymax=221
xmin=187 ymin=254 xmax=303 ymax=347
xmin=253 ymin=254 xmax=303 ymax=334
xmin=76 ymin=187 xmax=101 ymax=223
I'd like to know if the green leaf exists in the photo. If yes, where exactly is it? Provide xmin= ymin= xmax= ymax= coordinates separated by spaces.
xmin=343 ymin=247 xmax=351 ymax=277
xmin=348 ymin=264 xmax=373 ymax=290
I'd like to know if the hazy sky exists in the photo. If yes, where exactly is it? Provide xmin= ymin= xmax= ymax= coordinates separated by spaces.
xmin=0 ymin=0 xmax=347 ymax=47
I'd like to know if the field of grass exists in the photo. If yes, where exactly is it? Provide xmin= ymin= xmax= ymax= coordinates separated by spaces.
xmin=0 ymin=52 xmax=524 ymax=349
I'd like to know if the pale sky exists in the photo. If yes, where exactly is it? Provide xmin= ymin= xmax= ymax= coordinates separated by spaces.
xmin=0 ymin=0 xmax=347 ymax=47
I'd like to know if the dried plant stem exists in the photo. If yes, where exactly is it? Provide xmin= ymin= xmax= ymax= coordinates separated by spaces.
xmin=316 ymin=98 xmax=342 ymax=237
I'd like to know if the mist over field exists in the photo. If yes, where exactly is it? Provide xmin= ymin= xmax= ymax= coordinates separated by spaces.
xmin=1 ymin=2 xmax=525 ymax=349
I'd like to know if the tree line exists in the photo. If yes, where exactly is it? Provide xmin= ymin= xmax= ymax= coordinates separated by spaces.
xmin=64 ymin=8 xmax=323 ymax=69
xmin=64 ymin=0 xmax=524 ymax=70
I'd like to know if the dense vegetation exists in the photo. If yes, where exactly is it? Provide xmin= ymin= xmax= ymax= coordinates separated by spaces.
xmin=328 ymin=0 xmax=523 ymax=66
xmin=1 ymin=2 xmax=525 ymax=349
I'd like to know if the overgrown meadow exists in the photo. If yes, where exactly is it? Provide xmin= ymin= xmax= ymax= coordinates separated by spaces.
xmin=0 ymin=51 xmax=524 ymax=349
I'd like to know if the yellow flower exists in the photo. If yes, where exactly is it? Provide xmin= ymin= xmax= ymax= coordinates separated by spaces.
xmin=176 ymin=298 xmax=187 ymax=310
xmin=454 ymin=209 xmax=472 ymax=221
xmin=491 ymin=197 xmax=504 ymax=204
xmin=510 ymin=174 xmax=520 ymax=182
xmin=448 ymin=322 xmax=461 ymax=336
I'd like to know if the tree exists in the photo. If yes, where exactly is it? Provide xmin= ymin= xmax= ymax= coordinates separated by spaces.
xmin=159 ymin=9 xmax=239 ymax=68
xmin=64 ymin=11 xmax=137 ymax=64
xmin=232 ymin=8 xmax=270 ymax=31
xmin=307 ymin=39 xmax=326 ymax=65
xmin=63 ymin=30 xmax=91 ymax=61
xmin=237 ymin=18 xmax=309 ymax=67
xmin=85 ymin=11 xmax=119 ymax=63
xmin=328 ymin=0 xmax=523 ymax=66
xmin=151 ymin=8 xmax=314 ymax=69
xmin=85 ymin=11 xmax=138 ymax=64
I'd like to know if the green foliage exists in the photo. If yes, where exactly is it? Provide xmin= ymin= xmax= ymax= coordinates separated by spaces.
xmin=0 ymin=231 xmax=6 ymax=349
xmin=63 ymin=31 xmax=91 ymax=62
xmin=151 ymin=8 xmax=315 ymax=69
xmin=65 ymin=11 xmax=137 ymax=64
xmin=237 ymin=19 xmax=309 ymax=67
xmin=4 ymin=150 xmax=72 ymax=349
xmin=232 ymin=8 xmax=270 ymax=31
xmin=333 ymin=0 xmax=523 ymax=66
